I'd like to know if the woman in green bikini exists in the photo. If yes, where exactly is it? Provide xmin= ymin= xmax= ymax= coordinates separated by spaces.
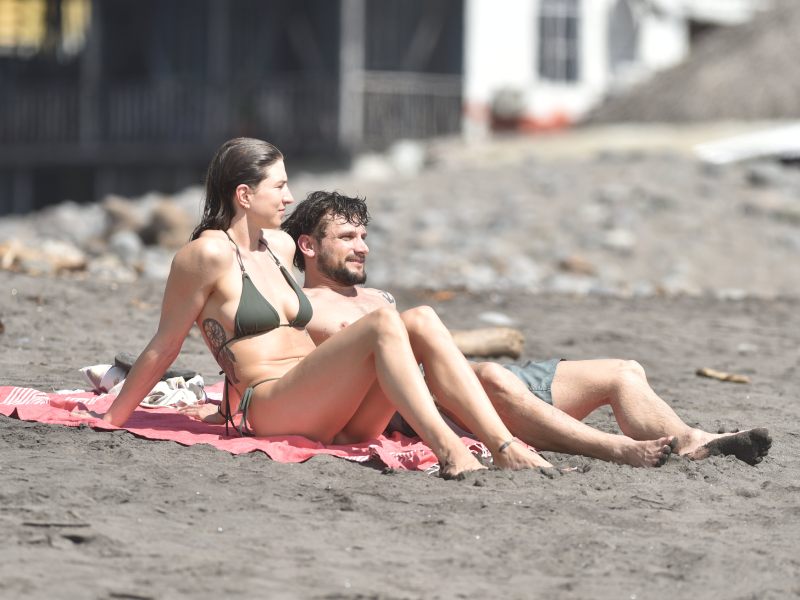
xmin=90 ymin=137 xmax=551 ymax=478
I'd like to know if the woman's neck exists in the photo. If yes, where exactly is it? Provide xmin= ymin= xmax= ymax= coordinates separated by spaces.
xmin=227 ymin=217 xmax=264 ymax=252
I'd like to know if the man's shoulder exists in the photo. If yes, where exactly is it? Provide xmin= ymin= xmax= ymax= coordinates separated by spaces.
xmin=363 ymin=287 xmax=396 ymax=306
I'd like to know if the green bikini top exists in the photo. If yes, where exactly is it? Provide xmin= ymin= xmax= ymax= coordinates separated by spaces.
xmin=223 ymin=230 xmax=313 ymax=345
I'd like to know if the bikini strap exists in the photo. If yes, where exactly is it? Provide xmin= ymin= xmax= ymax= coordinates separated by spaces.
xmin=223 ymin=230 xmax=246 ymax=273
xmin=260 ymin=237 xmax=285 ymax=269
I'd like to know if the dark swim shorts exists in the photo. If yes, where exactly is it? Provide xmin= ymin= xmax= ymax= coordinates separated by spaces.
xmin=502 ymin=358 xmax=562 ymax=405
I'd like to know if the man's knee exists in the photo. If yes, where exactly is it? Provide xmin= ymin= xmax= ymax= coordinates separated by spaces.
xmin=613 ymin=359 xmax=648 ymax=392
xmin=368 ymin=306 xmax=407 ymax=339
xmin=401 ymin=305 xmax=444 ymax=336
xmin=474 ymin=361 xmax=512 ymax=396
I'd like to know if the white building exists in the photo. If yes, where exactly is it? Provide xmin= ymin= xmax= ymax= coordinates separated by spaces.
xmin=463 ymin=0 xmax=769 ymax=135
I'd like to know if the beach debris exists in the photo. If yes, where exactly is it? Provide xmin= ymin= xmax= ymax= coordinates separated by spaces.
xmin=558 ymin=254 xmax=595 ymax=276
xmin=430 ymin=290 xmax=457 ymax=302
xmin=696 ymin=367 xmax=751 ymax=384
xmin=451 ymin=327 xmax=524 ymax=359
xmin=695 ymin=124 xmax=800 ymax=166
xmin=0 ymin=239 xmax=87 ymax=275
xmin=477 ymin=311 xmax=516 ymax=327
xmin=0 ymin=318 xmax=4 ymax=334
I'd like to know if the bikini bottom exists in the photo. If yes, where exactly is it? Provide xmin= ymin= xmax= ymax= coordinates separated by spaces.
xmin=220 ymin=376 xmax=280 ymax=437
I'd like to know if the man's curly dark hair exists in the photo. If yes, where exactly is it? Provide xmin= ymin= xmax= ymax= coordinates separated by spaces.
xmin=281 ymin=191 xmax=370 ymax=271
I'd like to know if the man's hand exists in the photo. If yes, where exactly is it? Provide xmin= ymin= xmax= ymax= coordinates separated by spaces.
xmin=178 ymin=402 xmax=226 ymax=425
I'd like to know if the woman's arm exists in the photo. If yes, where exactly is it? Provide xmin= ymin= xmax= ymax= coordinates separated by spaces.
xmin=101 ymin=237 xmax=228 ymax=426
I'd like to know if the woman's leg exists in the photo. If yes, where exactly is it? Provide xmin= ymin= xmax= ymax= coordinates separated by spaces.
xmin=247 ymin=308 xmax=483 ymax=477
xmin=400 ymin=306 xmax=552 ymax=469
xmin=332 ymin=381 xmax=396 ymax=444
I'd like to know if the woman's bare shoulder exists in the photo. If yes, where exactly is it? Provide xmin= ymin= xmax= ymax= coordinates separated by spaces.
xmin=173 ymin=230 xmax=235 ymax=275
xmin=262 ymin=229 xmax=296 ymax=262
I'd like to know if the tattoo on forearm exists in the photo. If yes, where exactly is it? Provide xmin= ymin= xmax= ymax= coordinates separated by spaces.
xmin=203 ymin=318 xmax=239 ymax=384
xmin=379 ymin=290 xmax=396 ymax=305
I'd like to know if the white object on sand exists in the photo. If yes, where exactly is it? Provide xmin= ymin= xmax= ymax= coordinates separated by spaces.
xmin=694 ymin=122 xmax=800 ymax=164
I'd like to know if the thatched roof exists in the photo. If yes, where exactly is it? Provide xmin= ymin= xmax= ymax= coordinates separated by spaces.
xmin=588 ymin=0 xmax=800 ymax=123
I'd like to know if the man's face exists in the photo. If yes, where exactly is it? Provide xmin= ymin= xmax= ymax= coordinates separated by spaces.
xmin=315 ymin=215 xmax=369 ymax=285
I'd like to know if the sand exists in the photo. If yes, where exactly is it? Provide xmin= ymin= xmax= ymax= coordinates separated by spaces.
xmin=1 ymin=268 xmax=798 ymax=599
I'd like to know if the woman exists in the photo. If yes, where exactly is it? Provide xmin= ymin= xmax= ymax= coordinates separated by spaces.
xmin=91 ymin=137 xmax=550 ymax=478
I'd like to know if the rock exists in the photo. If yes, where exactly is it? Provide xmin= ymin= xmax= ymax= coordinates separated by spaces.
xmin=103 ymin=195 xmax=148 ymax=234
xmin=736 ymin=342 xmax=760 ymax=354
xmin=490 ymin=87 xmax=525 ymax=122
xmin=546 ymin=273 xmax=595 ymax=296
xmin=601 ymin=228 xmax=637 ymax=253
xmin=140 ymin=200 xmax=194 ymax=248
xmin=746 ymin=161 xmax=786 ymax=188
xmin=36 ymin=201 xmax=108 ymax=247
xmin=558 ymin=254 xmax=596 ymax=276
xmin=477 ymin=311 xmax=516 ymax=327
xmin=108 ymin=230 xmax=143 ymax=267
xmin=139 ymin=247 xmax=174 ymax=280
xmin=13 ymin=239 xmax=87 ymax=275
xmin=595 ymin=184 xmax=630 ymax=205
xmin=351 ymin=153 xmax=393 ymax=181
xmin=388 ymin=140 xmax=427 ymax=177
xmin=86 ymin=254 xmax=138 ymax=283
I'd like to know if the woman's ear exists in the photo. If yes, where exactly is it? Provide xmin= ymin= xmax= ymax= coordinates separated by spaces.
xmin=297 ymin=234 xmax=316 ymax=259
xmin=235 ymin=184 xmax=251 ymax=209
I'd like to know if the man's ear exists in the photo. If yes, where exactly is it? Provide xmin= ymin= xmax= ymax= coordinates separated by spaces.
xmin=235 ymin=184 xmax=251 ymax=208
xmin=297 ymin=234 xmax=316 ymax=259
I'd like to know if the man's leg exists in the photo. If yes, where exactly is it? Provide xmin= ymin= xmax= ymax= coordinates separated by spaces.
xmin=549 ymin=359 xmax=771 ymax=465
xmin=472 ymin=362 xmax=674 ymax=467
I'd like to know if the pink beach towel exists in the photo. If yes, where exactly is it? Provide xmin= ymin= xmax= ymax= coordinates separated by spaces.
xmin=0 ymin=383 xmax=487 ymax=472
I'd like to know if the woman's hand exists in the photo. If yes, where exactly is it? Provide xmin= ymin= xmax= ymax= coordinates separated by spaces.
xmin=178 ymin=402 xmax=226 ymax=425
xmin=71 ymin=407 xmax=105 ymax=421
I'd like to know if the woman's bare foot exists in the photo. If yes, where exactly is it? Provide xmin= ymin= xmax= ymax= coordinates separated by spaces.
xmin=681 ymin=428 xmax=771 ymax=466
xmin=492 ymin=438 xmax=553 ymax=470
xmin=438 ymin=446 xmax=488 ymax=480
xmin=613 ymin=436 xmax=676 ymax=468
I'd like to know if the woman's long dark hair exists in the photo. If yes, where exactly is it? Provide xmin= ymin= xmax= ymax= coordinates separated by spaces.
xmin=191 ymin=137 xmax=284 ymax=240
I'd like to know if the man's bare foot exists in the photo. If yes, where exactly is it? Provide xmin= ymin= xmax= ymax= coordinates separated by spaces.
xmin=492 ymin=438 xmax=554 ymax=470
xmin=683 ymin=428 xmax=771 ymax=466
xmin=614 ymin=436 xmax=676 ymax=468
xmin=438 ymin=447 xmax=488 ymax=480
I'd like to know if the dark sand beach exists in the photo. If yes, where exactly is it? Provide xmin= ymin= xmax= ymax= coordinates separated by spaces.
xmin=1 ymin=268 xmax=798 ymax=599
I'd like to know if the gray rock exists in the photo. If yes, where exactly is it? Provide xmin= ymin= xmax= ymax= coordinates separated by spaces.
xmin=388 ymin=140 xmax=427 ymax=178
xmin=86 ymin=254 xmax=138 ymax=283
xmin=37 ymin=201 xmax=108 ymax=246
xmin=351 ymin=153 xmax=393 ymax=181
xmin=477 ymin=311 xmax=517 ymax=327
xmin=746 ymin=161 xmax=786 ymax=188
xmin=108 ymin=230 xmax=143 ymax=267
xmin=139 ymin=247 xmax=175 ymax=280
xmin=602 ymin=228 xmax=637 ymax=253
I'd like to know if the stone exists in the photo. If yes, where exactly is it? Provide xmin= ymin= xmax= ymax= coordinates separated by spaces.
xmin=388 ymin=139 xmax=427 ymax=177
xmin=140 ymin=200 xmax=194 ymax=248
xmin=103 ymin=195 xmax=148 ymax=234
xmin=108 ymin=230 xmax=143 ymax=267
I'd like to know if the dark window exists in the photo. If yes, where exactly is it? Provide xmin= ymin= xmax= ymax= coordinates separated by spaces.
xmin=538 ymin=0 xmax=581 ymax=82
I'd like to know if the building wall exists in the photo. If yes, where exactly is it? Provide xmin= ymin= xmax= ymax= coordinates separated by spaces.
xmin=462 ymin=0 xmax=689 ymax=136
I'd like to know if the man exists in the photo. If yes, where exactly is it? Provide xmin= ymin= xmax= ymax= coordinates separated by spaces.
xmin=281 ymin=191 xmax=771 ymax=467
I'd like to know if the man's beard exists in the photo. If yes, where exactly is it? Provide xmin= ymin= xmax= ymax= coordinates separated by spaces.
xmin=318 ymin=254 xmax=367 ymax=285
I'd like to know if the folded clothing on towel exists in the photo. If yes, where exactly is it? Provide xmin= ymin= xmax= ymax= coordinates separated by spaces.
xmin=79 ymin=364 xmax=206 ymax=408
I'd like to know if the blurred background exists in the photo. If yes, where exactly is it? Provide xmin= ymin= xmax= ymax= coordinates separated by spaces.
xmin=1 ymin=0 xmax=798 ymax=296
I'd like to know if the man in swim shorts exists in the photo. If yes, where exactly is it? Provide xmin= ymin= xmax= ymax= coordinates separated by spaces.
xmin=281 ymin=191 xmax=772 ymax=467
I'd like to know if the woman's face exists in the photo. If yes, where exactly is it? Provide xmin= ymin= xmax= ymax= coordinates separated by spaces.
xmin=247 ymin=160 xmax=294 ymax=228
